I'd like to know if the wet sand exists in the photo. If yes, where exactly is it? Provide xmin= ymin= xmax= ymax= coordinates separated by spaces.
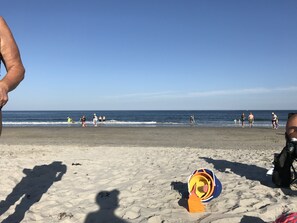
xmin=1 ymin=126 xmax=285 ymax=149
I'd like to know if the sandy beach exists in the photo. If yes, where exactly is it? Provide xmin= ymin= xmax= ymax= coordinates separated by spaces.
xmin=0 ymin=126 xmax=295 ymax=223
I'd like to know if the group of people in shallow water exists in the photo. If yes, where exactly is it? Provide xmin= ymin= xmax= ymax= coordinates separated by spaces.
xmin=237 ymin=112 xmax=255 ymax=128
xmin=67 ymin=114 xmax=106 ymax=127
xmin=235 ymin=112 xmax=279 ymax=129
xmin=91 ymin=113 xmax=106 ymax=127
xmin=71 ymin=112 xmax=280 ymax=128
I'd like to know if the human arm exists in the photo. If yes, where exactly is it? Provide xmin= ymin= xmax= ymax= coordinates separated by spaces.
xmin=0 ymin=16 xmax=25 ymax=108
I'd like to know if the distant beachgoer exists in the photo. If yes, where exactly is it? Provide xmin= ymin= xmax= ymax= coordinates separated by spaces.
xmin=99 ymin=116 xmax=102 ymax=122
xmin=190 ymin=115 xmax=195 ymax=124
xmin=67 ymin=117 xmax=74 ymax=125
xmin=240 ymin=113 xmax=245 ymax=128
xmin=248 ymin=112 xmax=254 ymax=128
xmin=80 ymin=115 xmax=87 ymax=127
xmin=102 ymin=116 xmax=106 ymax=122
xmin=93 ymin=113 xmax=98 ymax=127
xmin=272 ymin=112 xmax=278 ymax=129
xmin=0 ymin=17 xmax=25 ymax=135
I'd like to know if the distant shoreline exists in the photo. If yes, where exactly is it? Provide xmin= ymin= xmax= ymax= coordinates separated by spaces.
xmin=2 ymin=110 xmax=291 ymax=128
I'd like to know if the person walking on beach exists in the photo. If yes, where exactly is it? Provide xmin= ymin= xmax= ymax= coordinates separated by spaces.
xmin=272 ymin=112 xmax=278 ymax=129
xmin=0 ymin=17 xmax=25 ymax=135
xmin=240 ymin=113 xmax=246 ymax=128
xmin=248 ymin=112 xmax=254 ymax=128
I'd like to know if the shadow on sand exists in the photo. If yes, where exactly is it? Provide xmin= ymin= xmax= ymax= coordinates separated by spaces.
xmin=170 ymin=181 xmax=189 ymax=210
xmin=240 ymin=215 xmax=266 ymax=223
xmin=200 ymin=157 xmax=297 ymax=196
xmin=200 ymin=157 xmax=273 ymax=187
xmin=85 ymin=189 xmax=128 ymax=223
xmin=0 ymin=161 xmax=67 ymax=222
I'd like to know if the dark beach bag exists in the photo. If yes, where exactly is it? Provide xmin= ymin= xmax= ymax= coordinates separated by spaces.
xmin=272 ymin=147 xmax=294 ymax=187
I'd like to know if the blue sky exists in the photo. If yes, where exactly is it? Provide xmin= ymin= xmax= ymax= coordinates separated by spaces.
xmin=1 ymin=0 xmax=297 ymax=110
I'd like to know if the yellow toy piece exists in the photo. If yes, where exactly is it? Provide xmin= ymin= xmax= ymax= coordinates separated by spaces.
xmin=188 ymin=169 xmax=215 ymax=202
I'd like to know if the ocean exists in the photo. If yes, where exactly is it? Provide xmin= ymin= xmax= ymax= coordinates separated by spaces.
xmin=2 ymin=110 xmax=296 ymax=128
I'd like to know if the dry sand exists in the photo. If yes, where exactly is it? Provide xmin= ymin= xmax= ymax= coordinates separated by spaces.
xmin=0 ymin=126 xmax=295 ymax=223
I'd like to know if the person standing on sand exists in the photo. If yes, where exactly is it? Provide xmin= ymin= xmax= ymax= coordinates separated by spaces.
xmin=0 ymin=17 xmax=25 ymax=136
xmin=272 ymin=112 xmax=278 ymax=129
xmin=248 ymin=112 xmax=254 ymax=128
xmin=240 ymin=113 xmax=246 ymax=128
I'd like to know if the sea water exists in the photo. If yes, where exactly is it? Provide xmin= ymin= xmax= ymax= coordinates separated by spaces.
xmin=2 ymin=110 xmax=295 ymax=128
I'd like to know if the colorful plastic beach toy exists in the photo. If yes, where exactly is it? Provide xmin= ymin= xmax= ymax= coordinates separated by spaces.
xmin=188 ymin=168 xmax=222 ymax=203
xmin=188 ymin=184 xmax=205 ymax=213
